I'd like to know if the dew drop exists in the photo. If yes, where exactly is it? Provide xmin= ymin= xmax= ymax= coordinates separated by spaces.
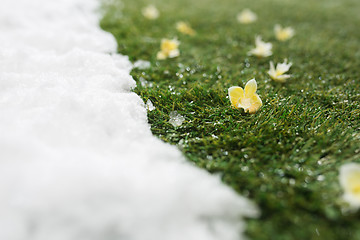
xmin=289 ymin=179 xmax=296 ymax=185
xmin=241 ymin=166 xmax=249 ymax=172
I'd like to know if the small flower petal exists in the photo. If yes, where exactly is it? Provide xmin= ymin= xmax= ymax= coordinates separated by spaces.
xmin=244 ymin=78 xmax=257 ymax=98
xmin=269 ymin=61 xmax=275 ymax=72
xmin=228 ymin=86 xmax=245 ymax=108
xmin=156 ymin=51 xmax=166 ymax=60
xmin=276 ymin=59 xmax=292 ymax=75
xmin=168 ymin=49 xmax=180 ymax=58
xmin=274 ymin=74 xmax=291 ymax=82
xmin=248 ymin=94 xmax=262 ymax=114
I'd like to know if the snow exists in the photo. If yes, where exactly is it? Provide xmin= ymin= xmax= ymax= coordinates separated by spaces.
xmin=0 ymin=0 xmax=258 ymax=240
xmin=169 ymin=111 xmax=186 ymax=127
xmin=133 ymin=59 xmax=151 ymax=70
xmin=146 ymin=99 xmax=156 ymax=111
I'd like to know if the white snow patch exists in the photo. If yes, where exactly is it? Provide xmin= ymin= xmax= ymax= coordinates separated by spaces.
xmin=0 ymin=0 xmax=258 ymax=240
xmin=133 ymin=59 xmax=151 ymax=70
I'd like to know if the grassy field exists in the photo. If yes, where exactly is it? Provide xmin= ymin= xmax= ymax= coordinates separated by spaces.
xmin=100 ymin=0 xmax=360 ymax=239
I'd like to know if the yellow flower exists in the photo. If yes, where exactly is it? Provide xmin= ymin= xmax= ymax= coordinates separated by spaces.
xmin=340 ymin=163 xmax=360 ymax=209
xmin=176 ymin=21 xmax=196 ymax=36
xmin=237 ymin=9 xmax=257 ymax=24
xmin=228 ymin=79 xmax=262 ymax=114
xmin=142 ymin=5 xmax=159 ymax=20
xmin=248 ymin=36 xmax=272 ymax=58
xmin=156 ymin=38 xmax=180 ymax=60
xmin=267 ymin=59 xmax=292 ymax=82
xmin=274 ymin=24 xmax=295 ymax=41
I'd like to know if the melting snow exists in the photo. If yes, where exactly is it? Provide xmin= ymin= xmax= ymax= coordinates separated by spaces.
xmin=0 ymin=0 xmax=258 ymax=240
xmin=146 ymin=99 xmax=155 ymax=111
xmin=133 ymin=59 xmax=151 ymax=70
xmin=146 ymin=99 xmax=156 ymax=111
xmin=169 ymin=111 xmax=186 ymax=127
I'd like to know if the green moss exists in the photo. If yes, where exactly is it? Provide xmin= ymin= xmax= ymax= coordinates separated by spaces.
xmin=100 ymin=0 xmax=360 ymax=239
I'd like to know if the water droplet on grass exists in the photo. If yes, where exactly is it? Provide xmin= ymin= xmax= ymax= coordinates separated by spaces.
xmin=275 ymin=169 xmax=285 ymax=177
xmin=241 ymin=166 xmax=249 ymax=172
xmin=289 ymin=179 xmax=296 ymax=185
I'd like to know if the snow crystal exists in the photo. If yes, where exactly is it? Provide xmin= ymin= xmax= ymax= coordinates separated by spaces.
xmin=146 ymin=99 xmax=156 ymax=111
xmin=0 ymin=0 xmax=258 ymax=240
xmin=169 ymin=111 xmax=186 ymax=127
xmin=134 ymin=59 xmax=151 ymax=70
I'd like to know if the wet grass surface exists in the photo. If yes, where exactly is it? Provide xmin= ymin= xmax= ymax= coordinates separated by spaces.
xmin=100 ymin=0 xmax=360 ymax=239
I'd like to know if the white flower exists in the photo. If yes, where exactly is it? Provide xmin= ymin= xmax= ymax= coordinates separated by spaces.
xmin=274 ymin=24 xmax=295 ymax=41
xmin=228 ymin=79 xmax=262 ymax=114
xmin=142 ymin=5 xmax=159 ymax=20
xmin=339 ymin=163 xmax=360 ymax=209
xmin=267 ymin=59 xmax=292 ymax=82
xmin=157 ymin=38 xmax=180 ymax=60
xmin=237 ymin=9 xmax=257 ymax=24
xmin=248 ymin=36 xmax=272 ymax=58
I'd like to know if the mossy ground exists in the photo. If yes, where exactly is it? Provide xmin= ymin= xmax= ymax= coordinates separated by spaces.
xmin=100 ymin=0 xmax=360 ymax=239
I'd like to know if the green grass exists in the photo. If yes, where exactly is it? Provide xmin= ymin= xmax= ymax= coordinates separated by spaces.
xmin=100 ymin=0 xmax=360 ymax=239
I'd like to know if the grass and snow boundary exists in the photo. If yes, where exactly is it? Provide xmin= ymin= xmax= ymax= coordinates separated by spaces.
xmin=0 ymin=0 xmax=258 ymax=239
